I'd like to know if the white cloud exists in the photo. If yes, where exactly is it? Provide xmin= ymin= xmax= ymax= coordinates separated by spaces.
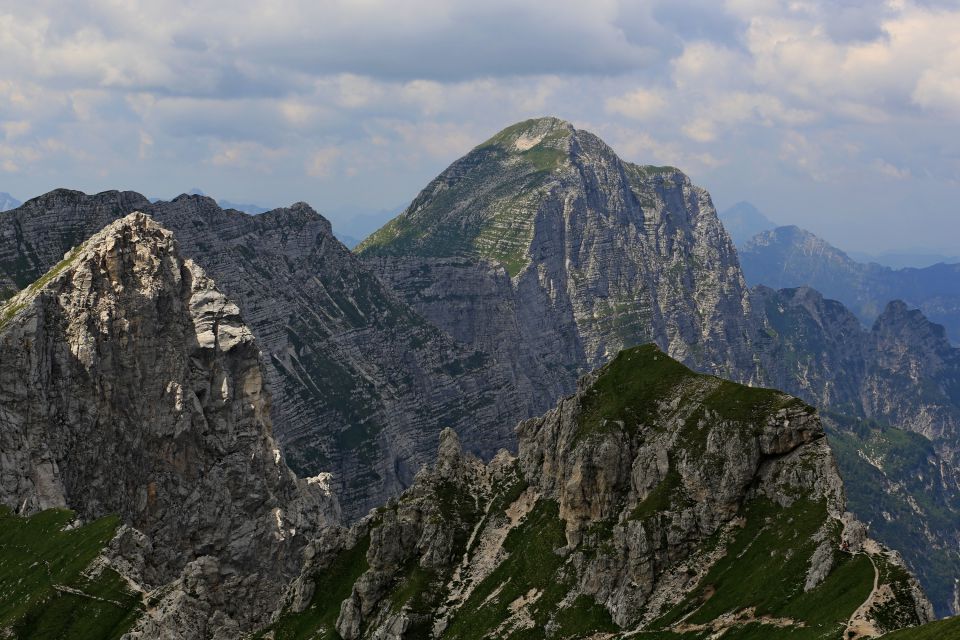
xmin=606 ymin=88 xmax=667 ymax=120
xmin=306 ymin=147 xmax=342 ymax=178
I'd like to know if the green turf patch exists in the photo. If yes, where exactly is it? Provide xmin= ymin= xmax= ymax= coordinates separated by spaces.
xmin=877 ymin=616 xmax=960 ymax=639
xmin=443 ymin=499 xmax=571 ymax=639
xmin=653 ymin=497 xmax=873 ymax=639
xmin=0 ymin=507 xmax=142 ymax=639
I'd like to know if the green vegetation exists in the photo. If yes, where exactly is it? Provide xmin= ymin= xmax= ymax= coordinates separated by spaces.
xmin=256 ymin=533 xmax=372 ymax=640
xmin=878 ymin=616 xmax=960 ymax=639
xmin=0 ymin=507 xmax=142 ymax=639
xmin=444 ymin=499 xmax=572 ymax=639
xmin=552 ymin=595 xmax=618 ymax=637
xmin=357 ymin=119 xmax=575 ymax=276
xmin=574 ymin=344 xmax=811 ymax=444
xmin=653 ymin=498 xmax=873 ymax=640
xmin=826 ymin=417 xmax=960 ymax=616
xmin=0 ymin=245 xmax=80 ymax=330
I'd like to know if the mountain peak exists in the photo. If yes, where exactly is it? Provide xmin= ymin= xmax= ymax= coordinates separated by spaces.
xmin=481 ymin=116 xmax=575 ymax=150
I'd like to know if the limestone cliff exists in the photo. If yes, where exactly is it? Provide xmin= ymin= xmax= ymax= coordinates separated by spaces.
xmin=265 ymin=346 xmax=932 ymax=639
xmin=0 ymin=213 xmax=338 ymax=637
xmin=0 ymin=190 xmax=528 ymax=519
xmin=361 ymin=117 xmax=757 ymax=406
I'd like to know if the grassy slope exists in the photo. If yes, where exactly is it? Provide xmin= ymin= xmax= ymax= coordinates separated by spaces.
xmin=0 ymin=507 xmax=142 ymax=639
xmin=878 ymin=616 xmax=960 ymax=639
xmin=651 ymin=498 xmax=873 ymax=640
xmin=255 ymin=533 xmax=371 ymax=640
xmin=827 ymin=416 xmax=960 ymax=616
xmin=357 ymin=121 xmax=568 ymax=277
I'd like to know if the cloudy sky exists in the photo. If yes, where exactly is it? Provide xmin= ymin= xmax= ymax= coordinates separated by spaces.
xmin=1 ymin=0 xmax=958 ymax=252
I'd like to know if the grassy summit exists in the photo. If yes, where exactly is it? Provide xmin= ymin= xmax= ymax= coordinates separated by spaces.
xmin=261 ymin=345 xmax=925 ymax=639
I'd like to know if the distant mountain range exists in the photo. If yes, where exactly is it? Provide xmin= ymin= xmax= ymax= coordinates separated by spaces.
xmin=739 ymin=225 xmax=960 ymax=344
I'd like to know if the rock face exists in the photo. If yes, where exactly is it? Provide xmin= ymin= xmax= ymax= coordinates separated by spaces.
xmin=740 ymin=225 xmax=960 ymax=344
xmin=0 ymin=213 xmax=338 ymax=636
xmin=357 ymin=119 xmax=960 ymax=615
xmin=750 ymin=286 xmax=960 ymax=614
xmin=266 ymin=345 xmax=932 ymax=639
xmin=0 ymin=189 xmax=527 ymax=519
xmin=361 ymin=117 xmax=757 ymax=395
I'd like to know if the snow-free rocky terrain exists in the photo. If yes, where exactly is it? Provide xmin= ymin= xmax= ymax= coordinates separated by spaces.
xmin=3 ymin=117 xmax=960 ymax=620
xmin=263 ymin=346 xmax=931 ymax=639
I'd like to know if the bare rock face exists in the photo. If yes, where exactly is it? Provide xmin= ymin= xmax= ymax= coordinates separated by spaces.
xmin=267 ymin=346 xmax=931 ymax=639
xmin=0 ymin=213 xmax=339 ymax=636
xmin=361 ymin=118 xmax=758 ymax=403
xmin=0 ymin=189 xmax=528 ymax=519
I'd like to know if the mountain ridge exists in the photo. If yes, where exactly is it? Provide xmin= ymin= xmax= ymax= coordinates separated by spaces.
xmin=740 ymin=224 xmax=960 ymax=344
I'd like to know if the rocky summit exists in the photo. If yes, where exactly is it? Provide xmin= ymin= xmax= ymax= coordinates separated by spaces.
xmin=265 ymin=345 xmax=931 ymax=639
xmin=358 ymin=117 xmax=960 ymax=615
xmin=0 ymin=213 xmax=338 ymax=637
xmin=361 ymin=117 xmax=757 ymax=411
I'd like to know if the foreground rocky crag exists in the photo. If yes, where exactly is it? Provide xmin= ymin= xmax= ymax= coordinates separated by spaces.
xmin=0 ymin=190 xmax=528 ymax=519
xmin=0 ymin=213 xmax=338 ymax=636
xmin=267 ymin=345 xmax=931 ymax=639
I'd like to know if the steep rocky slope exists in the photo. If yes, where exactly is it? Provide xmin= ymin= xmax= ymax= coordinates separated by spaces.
xmin=263 ymin=346 xmax=931 ymax=639
xmin=0 ymin=190 xmax=528 ymax=518
xmin=741 ymin=225 xmax=960 ymax=344
xmin=361 ymin=117 xmax=757 ymax=401
xmin=358 ymin=119 xmax=960 ymax=615
xmin=0 ymin=213 xmax=338 ymax=637
xmin=750 ymin=286 xmax=960 ymax=613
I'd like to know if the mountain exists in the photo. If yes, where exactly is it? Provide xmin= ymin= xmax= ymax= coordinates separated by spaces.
xmin=360 ymin=117 xmax=757 ymax=408
xmin=358 ymin=118 xmax=960 ymax=616
xmin=0 ymin=189 xmax=530 ymax=519
xmin=718 ymin=201 xmax=778 ymax=246
xmin=5 ymin=120 xmax=960 ymax=616
xmin=850 ymin=250 xmax=960 ymax=270
xmin=264 ymin=346 xmax=931 ymax=639
xmin=0 ymin=213 xmax=338 ymax=636
xmin=0 ymin=192 xmax=19 ymax=212
xmin=218 ymin=199 xmax=271 ymax=214
xmin=749 ymin=286 xmax=960 ymax=613
xmin=740 ymin=225 xmax=960 ymax=344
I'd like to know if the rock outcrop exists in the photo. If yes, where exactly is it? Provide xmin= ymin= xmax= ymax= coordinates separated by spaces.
xmin=0 ymin=213 xmax=338 ymax=636
xmin=0 ymin=189 xmax=528 ymax=519
xmin=266 ymin=345 xmax=932 ymax=639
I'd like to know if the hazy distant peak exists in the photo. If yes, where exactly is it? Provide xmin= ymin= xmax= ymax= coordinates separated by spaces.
xmin=718 ymin=201 xmax=778 ymax=246
xmin=0 ymin=192 xmax=21 ymax=212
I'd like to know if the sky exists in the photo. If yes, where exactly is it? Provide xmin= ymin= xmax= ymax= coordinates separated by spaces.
xmin=1 ymin=0 xmax=959 ymax=252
